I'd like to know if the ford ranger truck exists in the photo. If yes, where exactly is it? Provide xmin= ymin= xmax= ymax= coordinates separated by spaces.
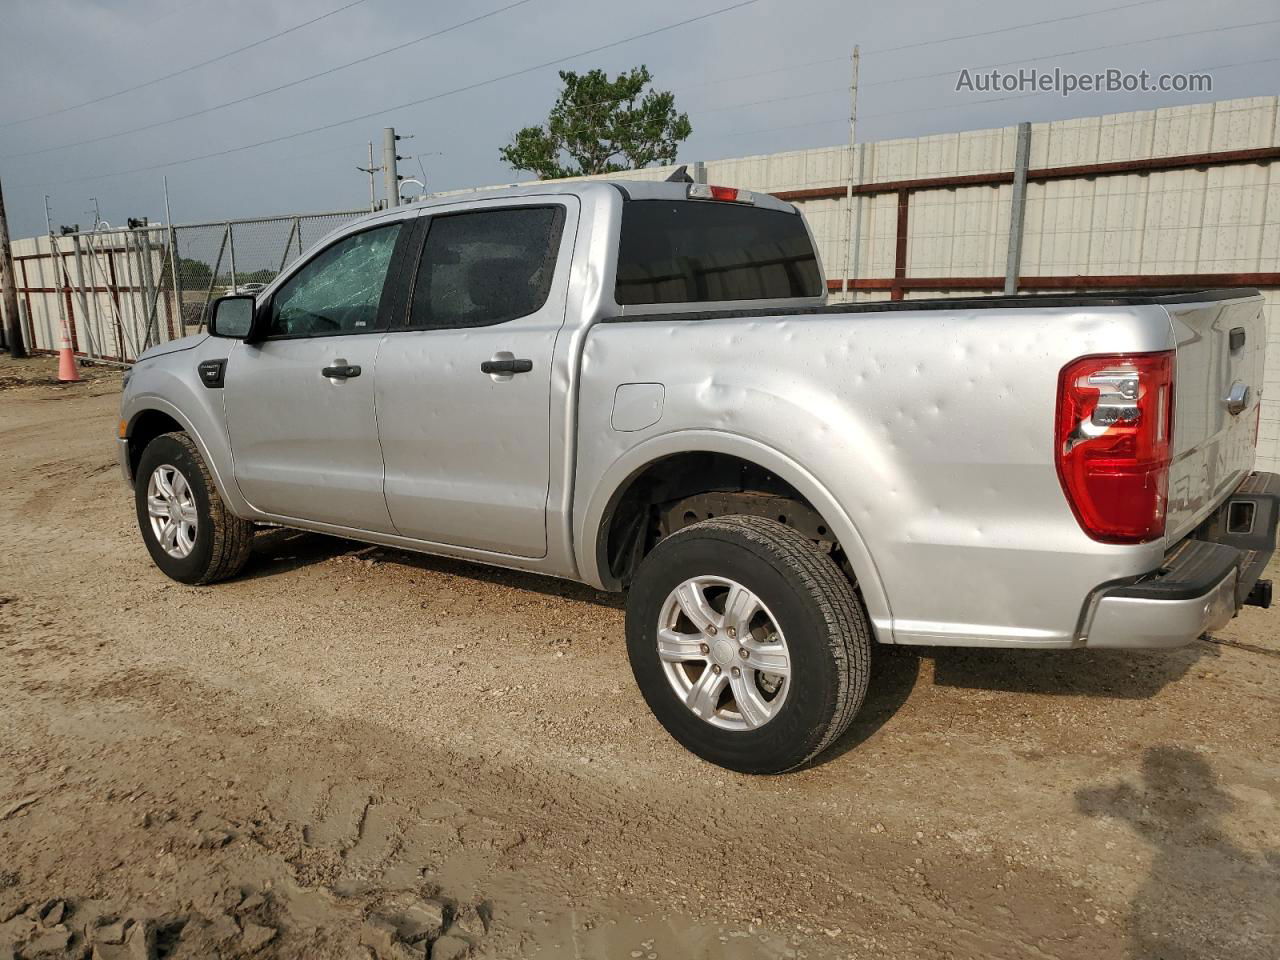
xmin=117 ymin=179 xmax=1278 ymax=774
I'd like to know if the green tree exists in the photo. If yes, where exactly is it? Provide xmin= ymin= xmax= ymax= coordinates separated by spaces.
xmin=500 ymin=66 xmax=691 ymax=179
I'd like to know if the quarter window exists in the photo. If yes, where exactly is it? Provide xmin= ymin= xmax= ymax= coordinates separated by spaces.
xmin=265 ymin=224 xmax=401 ymax=337
xmin=409 ymin=207 xmax=564 ymax=330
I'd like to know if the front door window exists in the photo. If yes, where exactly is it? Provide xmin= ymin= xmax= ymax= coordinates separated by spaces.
xmin=266 ymin=224 xmax=401 ymax=338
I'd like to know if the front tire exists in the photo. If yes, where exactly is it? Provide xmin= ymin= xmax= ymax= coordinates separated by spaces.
xmin=625 ymin=515 xmax=870 ymax=774
xmin=134 ymin=431 xmax=254 ymax=585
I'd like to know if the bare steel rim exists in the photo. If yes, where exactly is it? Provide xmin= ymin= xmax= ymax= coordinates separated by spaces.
xmin=656 ymin=575 xmax=791 ymax=731
xmin=146 ymin=464 xmax=198 ymax=559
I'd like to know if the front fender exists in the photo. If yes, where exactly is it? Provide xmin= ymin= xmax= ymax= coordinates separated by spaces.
xmin=122 ymin=355 xmax=246 ymax=516
xmin=574 ymin=429 xmax=894 ymax=640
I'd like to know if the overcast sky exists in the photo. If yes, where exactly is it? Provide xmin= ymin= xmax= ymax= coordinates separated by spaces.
xmin=1 ymin=0 xmax=1277 ymax=237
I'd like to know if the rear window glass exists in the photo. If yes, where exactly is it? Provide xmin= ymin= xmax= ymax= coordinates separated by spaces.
xmin=615 ymin=200 xmax=823 ymax=305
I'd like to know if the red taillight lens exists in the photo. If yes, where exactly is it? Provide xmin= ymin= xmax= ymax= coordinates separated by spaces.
xmin=709 ymin=186 xmax=739 ymax=202
xmin=1055 ymin=351 xmax=1174 ymax=543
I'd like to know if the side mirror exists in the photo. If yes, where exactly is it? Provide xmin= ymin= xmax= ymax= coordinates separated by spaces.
xmin=208 ymin=295 xmax=255 ymax=339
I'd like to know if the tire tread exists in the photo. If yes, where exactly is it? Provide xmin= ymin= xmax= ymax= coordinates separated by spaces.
xmin=630 ymin=515 xmax=871 ymax=772
xmin=159 ymin=431 xmax=254 ymax=584
xmin=691 ymin=516 xmax=869 ymax=769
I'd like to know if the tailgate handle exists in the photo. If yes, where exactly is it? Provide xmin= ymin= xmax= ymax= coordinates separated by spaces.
xmin=1230 ymin=327 xmax=1246 ymax=352
xmin=1226 ymin=381 xmax=1250 ymax=416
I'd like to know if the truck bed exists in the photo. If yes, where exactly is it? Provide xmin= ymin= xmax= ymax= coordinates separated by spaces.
xmin=609 ymin=288 xmax=1264 ymax=323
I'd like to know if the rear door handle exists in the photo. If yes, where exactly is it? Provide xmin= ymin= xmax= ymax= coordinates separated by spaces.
xmin=480 ymin=358 xmax=533 ymax=375
xmin=321 ymin=363 xmax=361 ymax=379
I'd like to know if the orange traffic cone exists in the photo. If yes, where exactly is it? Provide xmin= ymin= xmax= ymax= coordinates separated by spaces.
xmin=57 ymin=341 xmax=81 ymax=383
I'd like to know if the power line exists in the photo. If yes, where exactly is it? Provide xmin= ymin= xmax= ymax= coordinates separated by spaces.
xmin=515 ymin=11 xmax=1278 ymax=131
xmin=502 ymin=0 xmax=1227 ymax=125
xmin=719 ymin=117 xmax=843 ymax=140
xmin=14 ymin=0 xmax=761 ymax=190
xmin=555 ymin=0 xmax=1193 ymax=105
xmin=2 ymin=0 xmax=534 ymax=161
xmin=18 ymin=0 xmax=1275 ymax=194
xmin=858 ymin=53 xmax=1280 ymax=120
xmin=0 ymin=0 xmax=373 ymax=130
xmin=715 ymin=53 xmax=1280 ymax=140
xmin=863 ymin=14 xmax=1280 ymax=89
xmin=694 ymin=56 xmax=850 ymax=89
xmin=698 ymin=88 xmax=844 ymax=114
xmin=8 ymin=0 xmax=1183 ymax=162
xmin=862 ymin=0 xmax=1173 ymax=56
xmin=676 ymin=0 xmax=1204 ymax=100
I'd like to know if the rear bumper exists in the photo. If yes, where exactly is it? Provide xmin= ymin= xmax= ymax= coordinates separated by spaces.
xmin=1083 ymin=472 xmax=1280 ymax=649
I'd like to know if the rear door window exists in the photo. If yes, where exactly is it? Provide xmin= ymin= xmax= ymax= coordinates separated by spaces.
xmin=408 ymin=206 xmax=564 ymax=329
xmin=615 ymin=200 xmax=823 ymax=305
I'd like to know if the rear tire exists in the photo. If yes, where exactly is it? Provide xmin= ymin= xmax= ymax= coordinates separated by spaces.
xmin=134 ymin=431 xmax=254 ymax=585
xmin=625 ymin=515 xmax=870 ymax=773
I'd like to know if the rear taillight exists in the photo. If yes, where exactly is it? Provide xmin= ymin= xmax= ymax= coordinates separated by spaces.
xmin=1055 ymin=351 xmax=1174 ymax=543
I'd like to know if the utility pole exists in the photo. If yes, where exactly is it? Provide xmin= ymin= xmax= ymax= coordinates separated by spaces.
xmin=840 ymin=45 xmax=861 ymax=300
xmin=382 ymin=127 xmax=401 ymax=209
xmin=356 ymin=141 xmax=381 ymax=212
xmin=0 ymin=172 xmax=27 ymax=357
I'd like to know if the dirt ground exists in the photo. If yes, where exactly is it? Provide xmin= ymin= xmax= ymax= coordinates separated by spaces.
xmin=1 ymin=355 xmax=1277 ymax=960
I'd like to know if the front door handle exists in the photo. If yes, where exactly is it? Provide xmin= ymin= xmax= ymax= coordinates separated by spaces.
xmin=321 ymin=363 xmax=361 ymax=379
xmin=480 ymin=358 xmax=533 ymax=375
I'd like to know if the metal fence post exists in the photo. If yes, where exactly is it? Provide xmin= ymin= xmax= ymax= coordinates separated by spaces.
xmin=278 ymin=218 xmax=299 ymax=274
xmin=848 ymin=144 xmax=865 ymax=303
xmin=85 ymin=229 xmax=121 ymax=360
xmin=115 ymin=230 xmax=132 ymax=359
xmin=45 ymin=233 xmax=71 ymax=354
xmin=840 ymin=46 xmax=861 ymax=299
xmin=17 ymin=299 xmax=32 ymax=354
xmin=69 ymin=233 xmax=98 ymax=360
xmin=138 ymin=227 xmax=157 ymax=349
xmin=227 ymin=222 xmax=237 ymax=292
xmin=1004 ymin=121 xmax=1032 ymax=296
xmin=168 ymin=224 xmax=181 ymax=340
xmin=199 ymin=225 xmax=230 ymax=330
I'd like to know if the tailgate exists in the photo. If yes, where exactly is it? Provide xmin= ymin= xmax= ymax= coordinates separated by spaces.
xmin=1165 ymin=293 xmax=1266 ymax=543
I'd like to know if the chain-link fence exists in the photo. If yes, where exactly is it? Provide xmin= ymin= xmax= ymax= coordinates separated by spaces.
xmin=165 ymin=211 xmax=365 ymax=338
xmin=11 ymin=210 xmax=365 ymax=363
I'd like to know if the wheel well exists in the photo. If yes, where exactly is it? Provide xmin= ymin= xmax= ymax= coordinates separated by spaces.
xmin=127 ymin=410 xmax=184 ymax=476
xmin=599 ymin=452 xmax=848 ymax=588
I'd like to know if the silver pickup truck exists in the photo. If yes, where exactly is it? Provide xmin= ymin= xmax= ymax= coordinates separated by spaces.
xmin=118 ymin=178 xmax=1278 ymax=773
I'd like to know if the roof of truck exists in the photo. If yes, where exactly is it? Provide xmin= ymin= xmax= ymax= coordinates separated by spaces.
xmin=368 ymin=177 xmax=799 ymax=219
